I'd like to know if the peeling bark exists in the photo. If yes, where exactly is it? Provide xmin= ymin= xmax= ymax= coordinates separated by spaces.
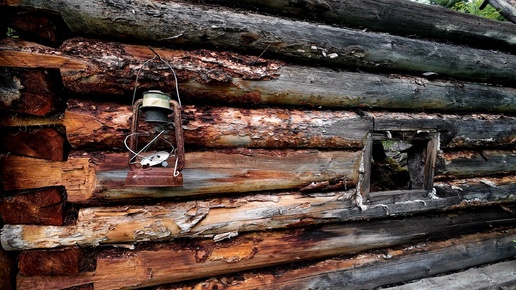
xmin=2 ymin=39 xmax=516 ymax=113
xmin=2 ymin=176 xmax=514 ymax=250
xmin=11 ymin=207 xmax=516 ymax=289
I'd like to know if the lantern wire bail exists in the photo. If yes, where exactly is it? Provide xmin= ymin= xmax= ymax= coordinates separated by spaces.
xmin=131 ymin=46 xmax=182 ymax=108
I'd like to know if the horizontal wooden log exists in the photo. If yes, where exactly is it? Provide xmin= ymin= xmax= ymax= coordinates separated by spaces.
xmin=176 ymin=229 xmax=516 ymax=290
xmin=18 ymin=247 xmax=82 ymax=276
xmin=2 ymin=39 xmax=516 ymax=113
xmin=4 ymin=1 xmax=516 ymax=84
xmin=2 ymin=175 xmax=514 ymax=250
xmin=2 ymin=100 xmax=514 ymax=150
xmin=0 ymin=187 xmax=65 ymax=225
xmin=437 ymin=150 xmax=516 ymax=178
xmin=0 ymin=68 xmax=63 ymax=116
xmin=190 ymin=0 xmax=516 ymax=52
xmin=11 ymin=205 xmax=516 ymax=289
xmin=0 ymin=150 xmax=359 ymax=202
xmin=387 ymin=260 xmax=516 ymax=290
xmin=0 ymin=127 xmax=65 ymax=161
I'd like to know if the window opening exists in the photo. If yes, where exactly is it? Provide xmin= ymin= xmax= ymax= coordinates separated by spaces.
xmin=360 ymin=130 xmax=439 ymax=199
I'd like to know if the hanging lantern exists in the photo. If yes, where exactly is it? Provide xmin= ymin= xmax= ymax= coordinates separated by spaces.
xmin=124 ymin=51 xmax=185 ymax=187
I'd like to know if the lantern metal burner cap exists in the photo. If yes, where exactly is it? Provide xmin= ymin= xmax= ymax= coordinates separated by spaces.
xmin=141 ymin=90 xmax=172 ymax=123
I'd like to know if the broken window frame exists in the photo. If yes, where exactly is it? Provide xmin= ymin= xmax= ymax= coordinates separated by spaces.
xmin=359 ymin=130 xmax=439 ymax=200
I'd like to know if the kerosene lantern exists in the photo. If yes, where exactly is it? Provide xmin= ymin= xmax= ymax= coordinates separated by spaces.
xmin=124 ymin=54 xmax=184 ymax=187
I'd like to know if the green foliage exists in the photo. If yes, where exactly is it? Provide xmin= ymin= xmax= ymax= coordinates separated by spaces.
xmin=414 ymin=0 xmax=505 ymax=21
xmin=452 ymin=0 xmax=506 ymax=21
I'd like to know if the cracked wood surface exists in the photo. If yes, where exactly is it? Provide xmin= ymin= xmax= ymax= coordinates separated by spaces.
xmin=11 ymin=206 xmax=516 ymax=289
xmin=0 ymin=150 xmax=359 ymax=202
xmin=2 ymin=175 xmax=514 ymax=250
xmin=3 ymin=1 xmax=516 ymax=84
xmin=1 ymin=39 xmax=516 ymax=113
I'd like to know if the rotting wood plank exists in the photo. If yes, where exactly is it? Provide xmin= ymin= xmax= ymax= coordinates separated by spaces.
xmin=0 ymin=127 xmax=66 ymax=161
xmin=3 ymin=1 xmax=516 ymax=84
xmin=184 ymin=0 xmax=516 ymax=52
xmin=0 ymin=187 xmax=65 ymax=225
xmin=2 ymin=176 xmax=514 ymax=250
xmin=0 ymin=150 xmax=359 ymax=202
xmin=0 ymin=68 xmax=63 ymax=116
xmin=171 ymin=229 xmax=516 ymax=290
xmin=10 ymin=206 xmax=516 ymax=289
xmin=386 ymin=259 xmax=516 ymax=290
xmin=2 ymin=38 xmax=516 ymax=113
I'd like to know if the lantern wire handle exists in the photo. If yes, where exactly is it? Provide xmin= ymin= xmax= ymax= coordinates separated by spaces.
xmin=131 ymin=47 xmax=182 ymax=108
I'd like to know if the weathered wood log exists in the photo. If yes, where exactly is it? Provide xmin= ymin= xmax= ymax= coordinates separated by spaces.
xmin=437 ymin=150 xmax=516 ymax=178
xmin=0 ymin=127 xmax=65 ymax=161
xmin=2 ymin=39 xmax=516 ymax=113
xmin=3 ymin=1 xmax=516 ymax=84
xmin=175 ymin=229 xmax=516 ymax=290
xmin=18 ymin=247 xmax=82 ymax=276
xmin=0 ymin=150 xmax=359 ymax=202
xmin=11 ymin=206 xmax=516 ymax=289
xmin=485 ymin=0 xmax=516 ymax=23
xmin=0 ymin=68 xmax=63 ymax=116
xmin=189 ymin=0 xmax=516 ymax=52
xmin=2 ymin=175 xmax=514 ymax=250
xmin=0 ymin=187 xmax=65 ymax=225
xmin=1 ymin=99 xmax=514 ymax=151
xmin=387 ymin=260 xmax=516 ymax=290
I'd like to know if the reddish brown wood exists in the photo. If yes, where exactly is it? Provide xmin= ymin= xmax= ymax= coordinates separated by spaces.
xmin=0 ymin=187 xmax=65 ymax=225
xmin=18 ymin=247 xmax=82 ymax=276
xmin=0 ymin=247 xmax=15 ymax=290
xmin=0 ymin=68 xmax=63 ymax=116
xmin=0 ymin=127 xmax=65 ymax=161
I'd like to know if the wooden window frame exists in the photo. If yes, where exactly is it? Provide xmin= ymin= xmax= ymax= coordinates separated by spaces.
xmin=359 ymin=130 xmax=439 ymax=200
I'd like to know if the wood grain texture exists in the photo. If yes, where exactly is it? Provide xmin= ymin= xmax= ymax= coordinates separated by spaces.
xmin=0 ymin=127 xmax=65 ymax=161
xmin=0 ymin=187 xmax=65 ymax=225
xmin=12 ymin=206 xmax=516 ymax=289
xmin=0 ymin=68 xmax=63 ymax=116
xmin=2 ymin=176 xmax=514 ymax=250
xmin=18 ymin=247 xmax=82 ymax=276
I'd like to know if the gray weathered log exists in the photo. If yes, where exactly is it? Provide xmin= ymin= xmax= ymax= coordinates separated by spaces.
xmin=191 ymin=0 xmax=516 ymax=52
xmin=2 ymin=39 xmax=515 ymax=113
xmin=386 ymin=260 xmax=516 ymax=290
xmin=3 ymin=1 xmax=516 ymax=84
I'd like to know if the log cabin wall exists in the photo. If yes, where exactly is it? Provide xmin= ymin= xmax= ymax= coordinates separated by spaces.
xmin=0 ymin=0 xmax=515 ymax=289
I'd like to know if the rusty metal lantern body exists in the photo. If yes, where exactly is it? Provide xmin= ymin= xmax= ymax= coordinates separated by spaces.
xmin=124 ymin=52 xmax=185 ymax=187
